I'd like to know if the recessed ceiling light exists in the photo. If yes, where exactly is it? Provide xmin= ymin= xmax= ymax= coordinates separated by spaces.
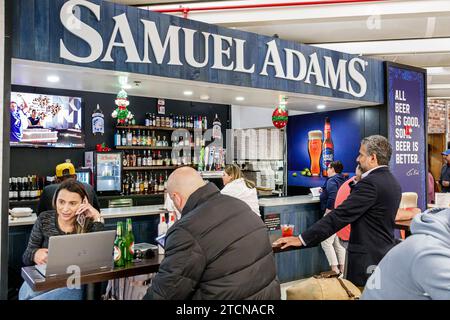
xmin=47 ymin=75 xmax=60 ymax=83
xmin=235 ymin=96 xmax=245 ymax=101
xmin=200 ymin=94 xmax=210 ymax=100
xmin=317 ymin=104 xmax=326 ymax=110
xmin=183 ymin=90 xmax=193 ymax=96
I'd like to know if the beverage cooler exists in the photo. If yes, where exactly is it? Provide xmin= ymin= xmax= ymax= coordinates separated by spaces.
xmin=85 ymin=151 xmax=122 ymax=194
xmin=76 ymin=167 xmax=93 ymax=186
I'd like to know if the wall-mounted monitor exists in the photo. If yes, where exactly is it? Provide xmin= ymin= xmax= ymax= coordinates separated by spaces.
xmin=10 ymin=92 xmax=84 ymax=148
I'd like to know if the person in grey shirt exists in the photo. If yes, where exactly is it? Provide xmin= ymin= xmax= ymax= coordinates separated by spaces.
xmin=361 ymin=208 xmax=450 ymax=300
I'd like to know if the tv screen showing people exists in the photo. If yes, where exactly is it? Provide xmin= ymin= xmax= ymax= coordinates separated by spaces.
xmin=10 ymin=92 xmax=85 ymax=148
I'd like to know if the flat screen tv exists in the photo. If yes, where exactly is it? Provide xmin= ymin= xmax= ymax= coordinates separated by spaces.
xmin=10 ymin=92 xmax=85 ymax=148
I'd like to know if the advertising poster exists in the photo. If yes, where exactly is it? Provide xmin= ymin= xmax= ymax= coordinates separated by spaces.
xmin=287 ymin=109 xmax=361 ymax=188
xmin=387 ymin=64 xmax=427 ymax=210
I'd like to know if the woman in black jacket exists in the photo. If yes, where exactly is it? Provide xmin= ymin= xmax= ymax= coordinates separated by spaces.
xmin=19 ymin=179 xmax=104 ymax=300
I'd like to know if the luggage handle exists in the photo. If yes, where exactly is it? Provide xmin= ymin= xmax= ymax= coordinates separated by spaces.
xmin=313 ymin=271 xmax=358 ymax=300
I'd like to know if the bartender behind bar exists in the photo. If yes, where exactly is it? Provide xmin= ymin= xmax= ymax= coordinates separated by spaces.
xmin=37 ymin=160 xmax=100 ymax=215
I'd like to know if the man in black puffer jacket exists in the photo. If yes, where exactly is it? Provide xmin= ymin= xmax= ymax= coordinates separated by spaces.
xmin=144 ymin=167 xmax=280 ymax=300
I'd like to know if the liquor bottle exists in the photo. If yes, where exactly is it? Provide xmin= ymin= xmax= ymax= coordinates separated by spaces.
xmin=92 ymin=104 xmax=105 ymax=135
xmin=13 ymin=177 xmax=19 ymax=201
xmin=136 ymin=130 xmax=140 ymax=146
xmin=16 ymin=177 xmax=21 ymax=201
xmin=212 ymin=114 xmax=221 ymax=139
xmin=157 ymin=213 xmax=168 ymax=254
xmin=139 ymin=173 xmax=145 ymax=194
xmin=162 ymin=136 xmax=167 ymax=147
xmin=164 ymin=171 xmax=169 ymax=191
xmin=158 ymin=173 xmax=165 ymax=193
xmin=128 ymin=173 xmax=133 ymax=194
xmin=126 ymin=129 xmax=132 ymax=146
xmin=37 ymin=176 xmax=43 ymax=198
xmin=128 ymin=151 xmax=133 ymax=167
xmin=147 ymin=151 xmax=153 ymax=167
xmin=169 ymin=114 xmax=174 ymax=128
xmin=137 ymin=152 xmax=142 ymax=167
xmin=142 ymin=151 xmax=147 ymax=167
xmin=156 ymin=116 xmax=160 ymax=127
xmin=322 ymin=117 xmax=334 ymax=177
xmin=144 ymin=172 xmax=149 ymax=194
xmin=115 ymin=130 xmax=121 ymax=147
xmin=159 ymin=151 xmax=163 ymax=166
xmin=135 ymin=172 xmax=140 ymax=194
xmin=31 ymin=175 xmax=38 ymax=199
xmin=152 ymin=152 xmax=157 ymax=166
xmin=151 ymin=131 xmax=156 ymax=147
xmin=154 ymin=173 xmax=159 ymax=193
xmin=123 ymin=173 xmax=129 ymax=195
xmin=145 ymin=113 xmax=150 ymax=127
xmin=156 ymin=135 xmax=161 ymax=147
xmin=146 ymin=130 xmax=151 ymax=147
xmin=18 ymin=177 xmax=25 ymax=200
xmin=121 ymin=130 xmax=127 ymax=146
xmin=132 ymin=130 xmax=137 ymax=146
xmin=124 ymin=218 xmax=135 ymax=262
xmin=148 ymin=173 xmax=154 ymax=194
xmin=9 ymin=178 xmax=13 ymax=201
xmin=114 ymin=222 xmax=126 ymax=267
xmin=168 ymin=212 xmax=176 ymax=230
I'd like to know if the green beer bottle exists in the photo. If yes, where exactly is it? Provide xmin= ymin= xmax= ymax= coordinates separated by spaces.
xmin=114 ymin=222 xmax=126 ymax=267
xmin=124 ymin=218 xmax=135 ymax=262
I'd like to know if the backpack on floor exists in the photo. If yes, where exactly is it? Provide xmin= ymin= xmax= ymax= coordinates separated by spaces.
xmin=102 ymin=273 xmax=155 ymax=300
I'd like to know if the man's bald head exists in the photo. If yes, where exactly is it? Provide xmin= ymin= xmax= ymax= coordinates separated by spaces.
xmin=167 ymin=167 xmax=206 ymax=213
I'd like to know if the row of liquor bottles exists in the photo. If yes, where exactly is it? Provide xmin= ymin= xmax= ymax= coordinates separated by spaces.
xmin=123 ymin=150 xmax=198 ymax=168
xmin=115 ymin=130 xmax=169 ymax=147
xmin=122 ymin=171 xmax=168 ymax=195
xmin=143 ymin=113 xmax=210 ymax=130
xmin=117 ymin=113 xmax=212 ymax=130
xmin=9 ymin=175 xmax=44 ymax=201
xmin=114 ymin=129 xmax=207 ymax=148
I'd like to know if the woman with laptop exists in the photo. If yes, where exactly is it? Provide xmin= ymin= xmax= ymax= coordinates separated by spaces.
xmin=19 ymin=179 xmax=105 ymax=300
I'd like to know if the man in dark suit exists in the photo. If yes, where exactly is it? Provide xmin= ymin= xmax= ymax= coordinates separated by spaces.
xmin=274 ymin=135 xmax=402 ymax=287
xmin=37 ymin=161 xmax=100 ymax=215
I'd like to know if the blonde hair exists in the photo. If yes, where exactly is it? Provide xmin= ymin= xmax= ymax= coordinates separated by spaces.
xmin=224 ymin=164 xmax=256 ymax=189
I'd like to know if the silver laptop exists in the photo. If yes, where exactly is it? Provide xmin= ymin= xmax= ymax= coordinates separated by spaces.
xmin=35 ymin=230 xmax=116 ymax=277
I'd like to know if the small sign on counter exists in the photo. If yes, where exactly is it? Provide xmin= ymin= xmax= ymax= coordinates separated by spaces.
xmin=263 ymin=213 xmax=281 ymax=231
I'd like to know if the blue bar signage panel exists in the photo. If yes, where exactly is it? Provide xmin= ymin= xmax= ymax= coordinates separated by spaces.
xmin=13 ymin=0 xmax=384 ymax=104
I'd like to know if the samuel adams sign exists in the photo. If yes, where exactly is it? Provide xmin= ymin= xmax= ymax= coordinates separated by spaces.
xmin=13 ymin=0 xmax=384 ymax=103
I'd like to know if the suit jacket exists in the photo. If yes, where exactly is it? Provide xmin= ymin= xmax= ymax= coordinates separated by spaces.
xmin=37 ymin=182 xmax=100 ymax=215
xmin=301 ymin=166 xmax=402 ymax=287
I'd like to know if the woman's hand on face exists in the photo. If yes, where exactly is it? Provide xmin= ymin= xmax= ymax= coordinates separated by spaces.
xmin=75 ymin=198 xmax=101 ymax=221
xmin=34 ymin=249 xmax=48 ymax=265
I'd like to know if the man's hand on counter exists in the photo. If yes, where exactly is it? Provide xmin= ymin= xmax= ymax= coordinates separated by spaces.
xmin=272 ymin=236 xmax=303 ymax=250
